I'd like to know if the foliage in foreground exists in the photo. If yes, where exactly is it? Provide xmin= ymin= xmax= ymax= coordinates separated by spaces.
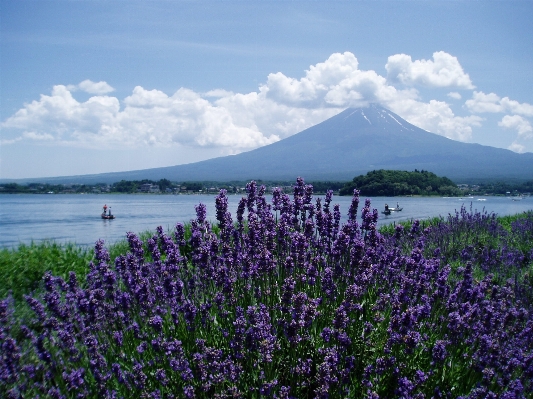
xmin=1 ymin=179 xmax=532 ymax=398
xmin=0 ymin=242 xmax=93 ymax=301
xmin=0 ymin=233 xmax=158 ymax=302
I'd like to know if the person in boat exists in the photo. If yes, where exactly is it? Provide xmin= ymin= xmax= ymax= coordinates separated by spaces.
xmin=103 ymin=204 xmax=108 ymax=216
xmin=385 ymin=204 xmax=389 ymax=212
xmin=108 ymin=207 xmax=112 ymax=217
xmin=396 ymin=202 xmax=399 ymax=209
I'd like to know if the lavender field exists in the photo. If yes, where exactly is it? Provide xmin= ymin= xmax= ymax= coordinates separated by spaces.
xmin=1 ymin=178 xmax=532 ymax=398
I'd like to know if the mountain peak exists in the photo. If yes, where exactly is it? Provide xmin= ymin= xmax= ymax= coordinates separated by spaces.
xmin=338 ymin=104 xmax=415 ymax=133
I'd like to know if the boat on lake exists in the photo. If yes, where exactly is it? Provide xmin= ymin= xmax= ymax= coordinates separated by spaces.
xmin=101 ymin=204 xmax=115 ymax=219
xmin=383 ymin=203 xmax=403 ymax=215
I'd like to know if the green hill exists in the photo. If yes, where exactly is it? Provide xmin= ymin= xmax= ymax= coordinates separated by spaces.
xmin=339 ymin=169 xmax=461 ymax=196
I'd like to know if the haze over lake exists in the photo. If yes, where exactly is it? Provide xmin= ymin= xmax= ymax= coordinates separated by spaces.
xmin=1 ymin=194 xmax=531 ymax=249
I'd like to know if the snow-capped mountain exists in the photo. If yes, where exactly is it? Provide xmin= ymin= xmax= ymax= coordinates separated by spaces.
xmin=13 ymin=104 xmax=533 ymax=183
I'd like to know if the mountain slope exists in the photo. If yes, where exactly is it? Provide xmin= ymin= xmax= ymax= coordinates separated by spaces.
xmin=10 ymin=104 xmax=533 ymax=184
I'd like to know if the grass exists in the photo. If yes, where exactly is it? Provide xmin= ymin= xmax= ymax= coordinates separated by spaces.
xmin=0 ymin=230 xmax=160 ymax=302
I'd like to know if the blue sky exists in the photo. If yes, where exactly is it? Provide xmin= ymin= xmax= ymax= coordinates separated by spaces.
xmin=1 ymin=0 xmax=532 ymax=179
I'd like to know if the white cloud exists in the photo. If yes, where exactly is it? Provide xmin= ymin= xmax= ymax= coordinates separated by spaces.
xmin=498 ymin=115 xmax=533 ymax=138
xmin=385 ymin=51 xmax=475 ymax=89
xmin=447 ymin=92 xmax=461 ymax=100
xmin=0 ymin=137 xmax=22 ymax=145
xmin=66 ymin=80 xmax=115 ymax=95
xmin=78 ymin=80 xmax=115 ymax=94
xmin=508 ymin=142 xmax=526 ymax=153
xmin=500 ymin=97 xmax=533 ymax=117
xmin=1 ymin=84 xmax=281 ymax=150
xmin=388 ymin=99 xmax=483 ymax=141
xmin=465 ymin=91 xmax=502 ymax=113
xmin=498 ymin=115 xmax=533 ymax=153
xmin=261 ymin=52 xmax=417 ymax=108
xmin=466 ymin=91 xmax=533 ymax=117
xmin=0 ymin=51 xmax=490 ymax=152
xmin=204 ymin=89 xmax=234 ymax=98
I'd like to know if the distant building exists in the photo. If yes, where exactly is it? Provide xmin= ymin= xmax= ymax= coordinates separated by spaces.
xmin=139 ymin=183 xmax=160 ymax=193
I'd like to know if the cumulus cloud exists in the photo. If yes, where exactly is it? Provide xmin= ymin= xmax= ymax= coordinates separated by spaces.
xmin=261 ymin=52 xmax=417 ymax=108
xmin=498 ymin=115 xmax=533 ymax=153
xmin=1 ymin=51 xmax=491 ymax=152
xmin=388 ymin=99 xmax=483 ymax=141
xmin=78 ymin=80 xmax=115 ymax=94
xmin=204 ymin=89 xmax=234 ymax=98
xmin=498 ymin=115 xmax=533 ymax=138
xmin=2 ymin=84 xmax=281 ymax=149
xmin=466 ymin=91 xmax=533 ymax=117
xmin=67 ymin=80 xmax=115 ymax=95
xmin=508 ymin=142 xmax=526 ymax=153
xmin=447 ymin=92 xmax=461 ymax=100
xmin=385 ymin=51 xmax=475 ymax=89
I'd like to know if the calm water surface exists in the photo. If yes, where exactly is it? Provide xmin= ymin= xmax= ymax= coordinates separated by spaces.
xmin=1 ymin=193 xmax=531 ymax=249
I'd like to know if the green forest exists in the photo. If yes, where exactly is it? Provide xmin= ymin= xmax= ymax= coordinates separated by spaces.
xmin=1 ymin=172 xmax=531 ymax=196
xmin=339 ymin=169 xmax=462 ymax=196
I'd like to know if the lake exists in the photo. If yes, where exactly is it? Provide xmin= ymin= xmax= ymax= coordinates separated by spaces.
xmin=1 ymin=193 xmax=531 ymax=249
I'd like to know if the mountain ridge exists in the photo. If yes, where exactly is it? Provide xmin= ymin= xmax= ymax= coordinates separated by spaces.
xmin=4 ymin=104 xmax=533 ymax=184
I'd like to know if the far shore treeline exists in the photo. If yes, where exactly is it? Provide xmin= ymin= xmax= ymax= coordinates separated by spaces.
xmin=1 ymin=169 xmax=532 ymax=196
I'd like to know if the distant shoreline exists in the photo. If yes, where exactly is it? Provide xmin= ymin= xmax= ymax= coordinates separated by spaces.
xmin=0 ymin=192 xmax=518 ymax=198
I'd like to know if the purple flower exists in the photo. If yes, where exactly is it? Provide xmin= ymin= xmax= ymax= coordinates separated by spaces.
xmin=137 ymin=341 xmax=147 ymax=354
xmin=348 ymin=189 xmax=360 ymax=221
xmin=321 ymin=267 xmax=337 ymax=301
xmin=62 ymin=368 xmax=86 ymax=391
xmin=174 ymin=222 xmax=186 ymax=246
xmin=1 ymin=337 xmax=21 ymax=384
xmin=183 ymin=385 xmax=195 ymax=398
xmin=132 ymin=362 xmax=147 ymax=390
xmin=321 ymin=327 xmax=334 ymax=343
xmin=149 ymin=315 xmax=164 ymax=332
xmin=395 ymin=376 xmax=414 ymax=398
xmin=335 ymin=331 xmax=352 ymax=348
xmin=154 ymin=368 xmax=168 ymax=386
xmin=276 ymin=386 xmax=291 ymax=399
xmin=432 ymin=340 xmax=448 ymax=363
xmin=414 ymin=370 xmax=427 ymax=385
xmin=47 ymin=387 xmax=66 ymax=399
xmin=195 ymin=203 xmax=207 ymax=224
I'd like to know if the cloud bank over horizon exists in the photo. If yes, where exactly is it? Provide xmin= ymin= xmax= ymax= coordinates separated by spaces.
xmin=2 ymin=52 xmax=532 ymax=154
